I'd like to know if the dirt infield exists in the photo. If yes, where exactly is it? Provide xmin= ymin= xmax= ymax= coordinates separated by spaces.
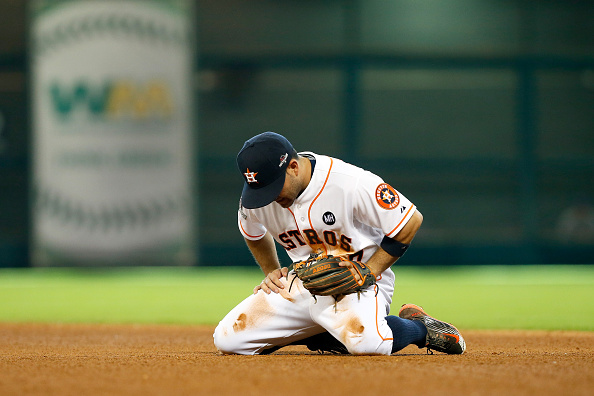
xmin=0 ymin=323 xmax=592 ymax=396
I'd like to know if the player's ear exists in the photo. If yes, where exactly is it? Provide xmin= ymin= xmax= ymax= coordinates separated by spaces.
xmin=287 ymin=158 xmax=299 ymax=175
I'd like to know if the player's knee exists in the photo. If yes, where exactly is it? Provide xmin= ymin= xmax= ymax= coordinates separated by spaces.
xmin=213 ymin=324 xmax=241 ymax=355
xmin=346 ymin=344 xmax=391 ymax=355
xmin=212 ymin=322 xmax=260 ymax=355
xmin=343 ymin=337 xmax=391 ymax=356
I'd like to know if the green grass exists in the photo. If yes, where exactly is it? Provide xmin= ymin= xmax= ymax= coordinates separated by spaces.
xmin=391 ymin=265 xmax=594 ymax=331
xmin=0 ymin=265 xmax=593 ymax=331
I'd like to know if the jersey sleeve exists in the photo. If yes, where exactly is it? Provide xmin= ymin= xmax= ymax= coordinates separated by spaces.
xmin=353 ymin=171 xmax=416 ymax=238
xmin=237 ymin=202 xmax=267 ymax=240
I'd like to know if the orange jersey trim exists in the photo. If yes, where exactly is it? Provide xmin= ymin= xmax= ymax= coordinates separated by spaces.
xmin=239 ymin=219 xmax=265 ymax=239
xmin=287 ymin=208 xmax=300 ymax=230
xmin=387 ymin=205 xmax=415 ymax=237
xmin=374 ymin=285 xmax=393 ymax=341
xmin=287 ymin=208 xmax=306 ymax=243
xmin=307 ymin=158 xmax=333 ymax=256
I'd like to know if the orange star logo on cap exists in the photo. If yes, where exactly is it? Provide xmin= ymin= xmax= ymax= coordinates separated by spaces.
xmin=244 ymin=169 xmax=258 ymax=183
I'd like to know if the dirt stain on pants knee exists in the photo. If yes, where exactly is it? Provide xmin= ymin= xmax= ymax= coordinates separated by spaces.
xmin=233 ymin=313 xmax=248 ymax=332
xmin=345 ymin=316 xmax=365 ymax=336
xmin=232 ymin=293 xmax=274 ymax=333
xmin=339 ymin=316 xmax=365 ymax=351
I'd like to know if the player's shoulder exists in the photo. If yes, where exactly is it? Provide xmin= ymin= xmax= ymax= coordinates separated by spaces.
xmin=301 ymin=151 xmax=367 ymax=178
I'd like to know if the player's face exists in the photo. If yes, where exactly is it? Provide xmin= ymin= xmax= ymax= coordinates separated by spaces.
xmin=275 ymin=167 xmax=302 ymax=208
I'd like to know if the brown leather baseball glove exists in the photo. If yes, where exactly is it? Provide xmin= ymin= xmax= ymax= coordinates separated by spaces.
xmin=290 ymin=254 xmax=376 ymax=297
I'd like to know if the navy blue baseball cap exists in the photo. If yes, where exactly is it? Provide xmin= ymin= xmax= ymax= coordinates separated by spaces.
xmin=237 ymin=132 xmax=294 ymax=209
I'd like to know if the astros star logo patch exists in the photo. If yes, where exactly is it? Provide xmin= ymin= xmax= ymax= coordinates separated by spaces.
xmin=244 ymin=168 xmax=258 ymax=183
xmin=375 ymin=183 xmax=399 ymax=210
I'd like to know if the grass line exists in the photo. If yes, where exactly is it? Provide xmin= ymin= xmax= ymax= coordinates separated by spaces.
xmin=0 ymin=265 xmax=593 ymax=330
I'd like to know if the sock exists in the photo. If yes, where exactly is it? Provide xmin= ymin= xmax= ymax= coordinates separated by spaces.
xmin=386 ymin=315 xmax=428 ymax=353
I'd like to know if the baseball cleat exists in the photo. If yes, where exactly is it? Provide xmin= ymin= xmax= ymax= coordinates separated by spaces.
xmin=302 ymin=331 xmax=350 ymax=355
xmin=259 ymin=331 xmax=349 ymax=355
xmin=399 ymin=303 xmax=466 ymax=355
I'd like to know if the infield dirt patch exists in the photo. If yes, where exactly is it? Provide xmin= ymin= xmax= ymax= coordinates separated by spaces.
xmin=0 ymin=323 xmax=592 ymax=395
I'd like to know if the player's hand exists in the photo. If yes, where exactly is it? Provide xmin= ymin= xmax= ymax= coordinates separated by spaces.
xmin=254 ymin=267 xmax=289 ymax=294
xmin=338 ymin=260 xmax=363 ymax=284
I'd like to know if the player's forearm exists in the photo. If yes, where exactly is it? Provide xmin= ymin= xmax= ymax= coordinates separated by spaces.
xmin=365 ymin=248 xmax=399 ymax=276
xmin=244 ymin=232 xmax=281 ymax=275
xmin=395 ymin=210 xmax=423 ymax=244
xmin=367 ymin=210 xmax=423 ymax=275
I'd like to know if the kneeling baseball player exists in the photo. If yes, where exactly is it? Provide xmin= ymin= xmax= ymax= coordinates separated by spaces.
xmin=213 ymin=132 xmax=465 ymax=355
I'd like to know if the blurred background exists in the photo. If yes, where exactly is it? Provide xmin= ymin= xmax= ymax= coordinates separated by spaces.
xmin=0 ymin=0 xmax=593 ymax=268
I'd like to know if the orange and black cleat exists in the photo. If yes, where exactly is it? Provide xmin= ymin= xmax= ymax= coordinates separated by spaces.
xmin=399 ymin=304 xmax=466 ymax=354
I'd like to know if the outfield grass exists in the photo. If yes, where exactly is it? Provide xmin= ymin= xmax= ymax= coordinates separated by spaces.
xmin=0 ymin=265 xmax=593 ymax=331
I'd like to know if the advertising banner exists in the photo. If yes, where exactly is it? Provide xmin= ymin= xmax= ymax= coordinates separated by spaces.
xmin=31 ymin=0 xmax=195 ymax=265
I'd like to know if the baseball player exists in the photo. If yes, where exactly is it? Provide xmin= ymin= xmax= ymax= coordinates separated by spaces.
xmin=213 ymin=132 xmax=465 ymax=355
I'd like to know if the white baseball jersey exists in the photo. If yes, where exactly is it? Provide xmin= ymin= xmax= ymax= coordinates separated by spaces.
xmin=214 ymin=152 xmax=417 ymax=355
xmin=238 ymin=152 xmax=416 ymax=264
